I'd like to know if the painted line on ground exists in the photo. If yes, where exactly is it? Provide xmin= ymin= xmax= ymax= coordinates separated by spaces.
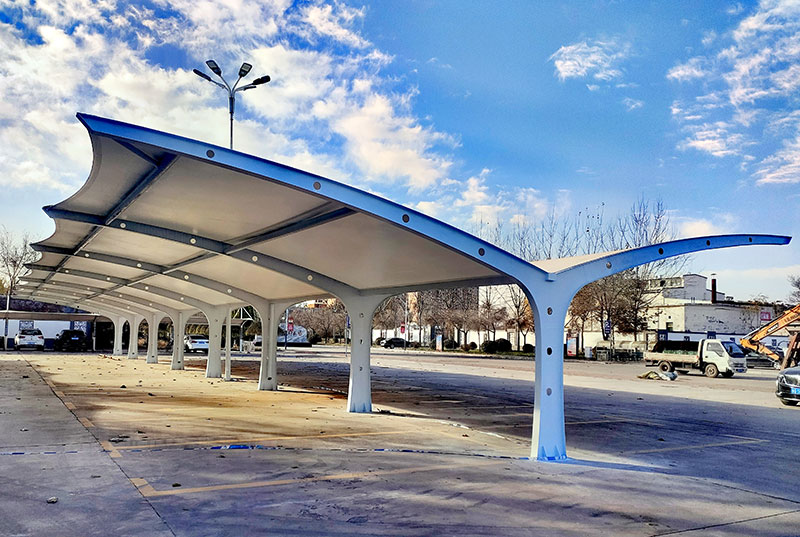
xmin=112 ymin=430 xmax=411 ymax=451
xmin=132 ymin=459 xmax=506 ymax=497
xmin=100 ymin=441 xmax=122 ymax=458
xmin=626 ymin=435 xmax=767 ymax=455
xmin=78 ymin=417 xmax=95 ymax=428
xmin=0 ymin=448 xmax=91 ymax=456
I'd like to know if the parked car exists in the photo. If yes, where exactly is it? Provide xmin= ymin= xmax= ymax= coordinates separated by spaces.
xmin=14 ymin=328 xmax=45 ymax=351
xmin=382 ymin=337 xmax=408 ymax=349
xmin=53 ymin=330 xmax=89 ymax=352
xmin=184 ymin=334 xmax=209 ymax=354
xmin=776 ymin=366 xmax=800 ymax=406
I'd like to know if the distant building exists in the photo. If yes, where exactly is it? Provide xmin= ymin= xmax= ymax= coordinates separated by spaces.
xmin=645 ymin=274 xmax=776 ymax=335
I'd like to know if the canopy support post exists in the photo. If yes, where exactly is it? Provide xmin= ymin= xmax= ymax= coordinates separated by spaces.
xmin=146 ymin=313 xmax=160 ymax=364
xmin=526 ymin=286 xmax=569 ymax=461
xmin=171 ymin=311 xmax=186 ymax=370
xmin=342 ymin=294 xmax=389 ymax=413
xmin=126 ymin=314 xmax=143 ymax=359
xmin=224 ymin=308 xmax=232 ymax=381
xmin=205 ymin=307 xmax=226 ymax=378
xmin=112 ymin=316 xmax=124 ymax=356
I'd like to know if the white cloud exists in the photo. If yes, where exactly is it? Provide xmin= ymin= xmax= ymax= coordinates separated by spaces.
xmin=622 ymin=97 xmax=644 ymax=111
xmin=549 ymin=38 xmax=630 ymax=83
xmin=755 ymin=134 xmax=800 ymax=184
xmin=726 ymin=3 xmax=745 ymax=16
xmin=667 ymin=1 xmax=800 ymax=184
xmin=414 ymin=200 xmax=444 ymax=217
xmin=298 ymin=1 xmax=369 ymax=49
xmin=667 ymin=58 xmax=709 ymax=82
xmin=679 ymin=122 xmax=745 ymax=157
xmin=677 ymin=218 xmax=727 ymax=237
xmin=0 ymin=0 xmax=457 ymax=200
xmin=332 ymin=93 xmax=455 ymax=190
xmin=702 ymin=30 xmax=718 ymax=47
xmin=455 ymin=170 xmax=491 ymax=207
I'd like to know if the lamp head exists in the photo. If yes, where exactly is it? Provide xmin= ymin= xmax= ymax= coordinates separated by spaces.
xmin=238 ymin=63 xmax=252 ymax=77
xmin=251 ymin=75 xmax=271 ymax=85
xmin=206 ymin=59 xmax=222 ymax=76
xmin=192 ymin=68 xmax=213 ymax=82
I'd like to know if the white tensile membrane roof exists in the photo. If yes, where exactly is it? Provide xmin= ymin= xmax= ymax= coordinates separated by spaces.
xmin=17 ymin=114 xmax=791 ymax=461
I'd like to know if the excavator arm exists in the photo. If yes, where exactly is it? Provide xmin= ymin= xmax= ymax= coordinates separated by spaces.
xmin=740 ymin=304 xmax=800 ymax=366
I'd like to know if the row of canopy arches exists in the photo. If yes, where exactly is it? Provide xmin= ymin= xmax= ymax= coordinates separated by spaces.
xmin=16 ymin=113 xmax=789 ymax=461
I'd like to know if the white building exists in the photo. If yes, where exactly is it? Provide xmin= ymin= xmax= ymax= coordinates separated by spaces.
xmin=646 ymin=274 xmax=776 ymax=335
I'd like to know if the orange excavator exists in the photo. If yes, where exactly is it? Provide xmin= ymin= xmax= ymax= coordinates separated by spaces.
xmin=740 ymin=304 xmax=800 ymax=370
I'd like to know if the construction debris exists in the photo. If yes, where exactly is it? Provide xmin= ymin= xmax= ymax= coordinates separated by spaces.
xmin=638 ymin=370 xmax=677 ymax=381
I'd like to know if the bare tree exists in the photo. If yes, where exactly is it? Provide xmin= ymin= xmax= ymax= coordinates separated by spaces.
xmin=478 ymin=286 xmax=507 ymax=341
xmin=374 ymin=295 xmax=406 ymax=341
xmin=502 ymin=284 xmax=530 ymax=350
xmin=411 ymin=291 xmax=429 ymax=344
xmin=567 ymin=285 xmax=595 ymax=352
xmin=292 ymin=300 xmax=346 ymax=343
xmin=789 ymin=275 xmax=800 ymax=304
xmin=0 ymin=228 xmax=38 ymax=311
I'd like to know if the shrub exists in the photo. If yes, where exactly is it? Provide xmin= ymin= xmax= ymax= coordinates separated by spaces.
xmin=373 ymin=337 xmax=385 ymax=346
xmin=309 ymin=334 xmax=322 ymax=345
xmin=469 ymin=342 xmax=478 ymax=350
xmin=443 ymin=339 xmax=457 ymax=350
xmin=460 ymin=343 xmax=471 ymax=352
xmin=522 ymin=343 xmax=534 ymax=354
xmin=495 ymin=338 xmax=512 ymax=353
xmin=481 ymin=340 xmax=498 ymax=354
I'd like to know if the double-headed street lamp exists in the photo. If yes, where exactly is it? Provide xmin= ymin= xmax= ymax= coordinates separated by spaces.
xmin=193 ymin=60 xmax=270 ymax=149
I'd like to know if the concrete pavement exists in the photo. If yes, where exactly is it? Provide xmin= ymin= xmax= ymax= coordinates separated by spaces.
xmin=2 ymin=349 xmax=799 ymax=536
xmin=0 ymin=355 xmax=173 ymax=536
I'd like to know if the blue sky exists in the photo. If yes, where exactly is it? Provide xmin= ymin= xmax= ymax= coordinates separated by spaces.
xmin=0 ymin=0 xmax=798 ymax=300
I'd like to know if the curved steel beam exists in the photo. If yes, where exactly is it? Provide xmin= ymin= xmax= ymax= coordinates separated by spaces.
xmin=22 ymin=281 xmax=183 ymax=322
xmin=41 ymin=207 xmax=357 ymax=299
xmin=28 ymin=245 xmax=330 ymax=312
xmin=23 ymin=264 xmax=235 ymax=315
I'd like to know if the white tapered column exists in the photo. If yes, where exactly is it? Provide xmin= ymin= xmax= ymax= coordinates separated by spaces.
xmin=127 ymin=314 xmax=143 ymax=359
xmin=224 ymin=308 xmax=232 ymax=381
xmin=258 ymin=302 xmax=278 ymax=390
xmin=527 ymin=287 xmax=568 ymax=461
xmin=112 ymin=316 xmax=125 ymax=356
xmin=171 ymin=311 xmax=186 ymax=370
xmin=146 ymin=313 xmax=160 ymax=364
xmin=205 ymin=307 xmax=225 ymax=378
xmin=342 ymin=294 xmax=388 ymax=413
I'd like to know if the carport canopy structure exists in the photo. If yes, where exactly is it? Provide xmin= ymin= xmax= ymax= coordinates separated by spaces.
xmin=17 ymin=114 xmax=791 ymax=461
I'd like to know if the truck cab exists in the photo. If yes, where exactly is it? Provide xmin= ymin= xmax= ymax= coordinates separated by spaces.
xmin=701 ymin=339 xmax=748 ymax=377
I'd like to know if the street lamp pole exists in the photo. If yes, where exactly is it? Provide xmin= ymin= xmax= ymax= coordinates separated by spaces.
xmin=193 ymin=60 xmax=271 ymax=149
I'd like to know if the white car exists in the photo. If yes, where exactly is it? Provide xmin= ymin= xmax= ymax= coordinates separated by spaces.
xmin=15 ymin=328 xmax=45 ymax=351
xmin=184 ymin=334 xmax=209 ymax=353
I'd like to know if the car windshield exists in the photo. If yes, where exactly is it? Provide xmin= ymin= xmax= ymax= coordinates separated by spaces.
xmin=21 ymin=329 xmax=41 ymax=335
xmin=722 ymin=342 xmax=746 ymax=357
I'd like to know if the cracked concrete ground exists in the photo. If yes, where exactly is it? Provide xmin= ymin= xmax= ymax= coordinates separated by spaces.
xmin=1 ymin=348 xmax=797 ymax=536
